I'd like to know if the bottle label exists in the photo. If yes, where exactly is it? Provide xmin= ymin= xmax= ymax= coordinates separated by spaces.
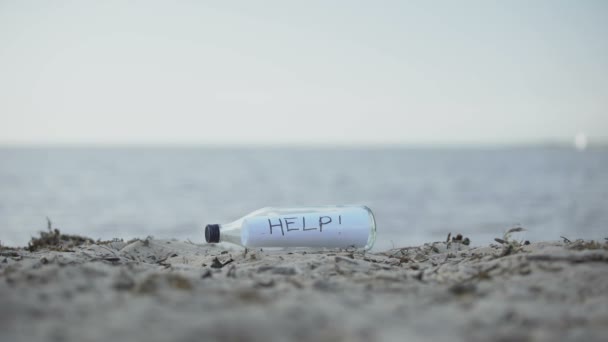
xmin=241 ymin=207 xmax=371 ymax=248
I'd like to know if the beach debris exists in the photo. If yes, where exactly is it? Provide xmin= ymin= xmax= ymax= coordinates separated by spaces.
xmin=495 ymin=226 xmax=527 ymax=257
xmin=142 ymin=236 xmax=154 ymax=247
xmin=0 ymin=244 xmax=21 ymax=258
xmin=452 ymin=234 xmax=471 ymax=246
xmin=97 ymin=238 xmax=124 ymax=244
xmin=27 ymin=218 xmax=94 ymax=252
xmin=155 ymin=253 xmax=176 ymax=268
xmin=566 ymin=240 xmax=607 ymax=251
xmin=446 ymin=233 xmax=471 ymax=249
xmin=1 ymin=241 xmax=26 ymax=262
xmin=210 ymin=257 xmax=234 ymax=269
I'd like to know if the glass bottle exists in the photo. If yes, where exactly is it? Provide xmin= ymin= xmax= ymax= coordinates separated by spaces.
xmin=205 ymin=205 xmax=376 ymax=250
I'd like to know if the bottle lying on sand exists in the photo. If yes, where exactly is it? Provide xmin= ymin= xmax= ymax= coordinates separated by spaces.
xmin=205 ymin=205 xmax=377 ymax=250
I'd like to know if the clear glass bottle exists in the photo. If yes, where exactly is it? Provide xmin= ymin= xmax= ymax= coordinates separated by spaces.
xmin=205 ymin=205 xmax=377 ymax=250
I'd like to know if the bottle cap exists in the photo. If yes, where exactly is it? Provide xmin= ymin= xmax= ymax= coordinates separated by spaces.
xmin=205 ymin=224 xmax=220 ymax=243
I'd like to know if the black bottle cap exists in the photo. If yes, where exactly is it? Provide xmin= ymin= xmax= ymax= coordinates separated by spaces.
xmin=205 ymin=224 xmax=220 ymax=243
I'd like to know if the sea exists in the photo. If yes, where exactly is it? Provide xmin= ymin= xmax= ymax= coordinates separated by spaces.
xmin=1 ymin=146 xmax=606 ymax=251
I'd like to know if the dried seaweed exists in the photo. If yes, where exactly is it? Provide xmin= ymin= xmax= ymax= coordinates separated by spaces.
xmin=495 ymin=226 xmax=528 ymax=257
xmin=27 ymin=218 xmax=94 ymax=252
xmin=566 ymin=240 xmax=607 ymax=251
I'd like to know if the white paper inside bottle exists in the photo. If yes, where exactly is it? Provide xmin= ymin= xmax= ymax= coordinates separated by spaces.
xmin=241 ymin=208 xmax=370 ymax=248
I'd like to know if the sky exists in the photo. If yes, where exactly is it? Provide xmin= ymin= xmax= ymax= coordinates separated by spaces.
xmin=0 ymin=0 xmax=607 ymax=146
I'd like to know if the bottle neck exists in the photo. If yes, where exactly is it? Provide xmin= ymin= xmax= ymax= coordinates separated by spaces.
xmin=215 ymin=221 xmax=245 ymax=246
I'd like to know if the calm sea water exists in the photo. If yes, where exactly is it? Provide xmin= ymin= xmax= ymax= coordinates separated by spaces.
xmin=1 ymin=147 xmax=606 ymax=251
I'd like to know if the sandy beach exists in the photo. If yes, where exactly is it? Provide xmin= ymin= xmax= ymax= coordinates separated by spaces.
xmin=1 ymin=229 xmax=607 ymax=342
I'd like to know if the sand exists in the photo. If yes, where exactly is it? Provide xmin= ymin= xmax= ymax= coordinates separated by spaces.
xmin=1 ymin=231 xmax=607 ymax=342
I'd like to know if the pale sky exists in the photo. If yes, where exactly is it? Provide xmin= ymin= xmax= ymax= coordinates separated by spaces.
xmin=1 ymin=0 xmax=607 ymax=146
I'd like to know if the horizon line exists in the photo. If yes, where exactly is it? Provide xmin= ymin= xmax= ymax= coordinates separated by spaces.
xmin=1 ymin=140 xmax=607 ymax=150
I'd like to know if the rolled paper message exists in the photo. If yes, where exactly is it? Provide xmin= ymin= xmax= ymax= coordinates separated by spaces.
xmin=242 ymin=208 xmax=371 ymax=248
